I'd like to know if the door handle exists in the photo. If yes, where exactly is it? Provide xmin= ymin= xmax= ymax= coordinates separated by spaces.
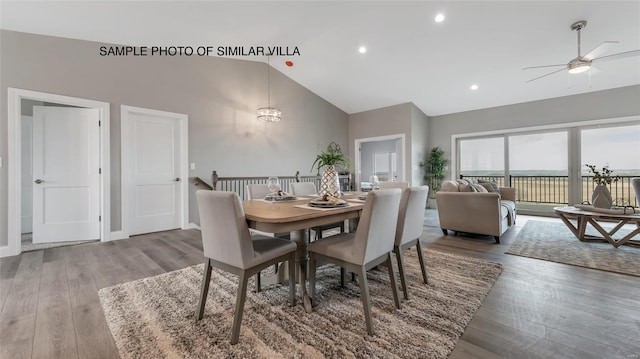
xmin=34 ymin=179 xmax=45 ymax=184
xmin=174 ymin=177 xmax=181 ymax=182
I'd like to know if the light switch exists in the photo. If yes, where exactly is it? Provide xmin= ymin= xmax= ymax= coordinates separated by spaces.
xmin=190 ymin=162 xmax=196 ymax=170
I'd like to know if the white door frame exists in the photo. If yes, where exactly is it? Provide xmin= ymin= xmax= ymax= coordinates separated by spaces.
xmin=4 ymin=88 xmax=110 ymax=257
xmin=354 ymin=133 xmax=407 ymax=190
xmin=120 ymin=105 xmax=189 ymax=237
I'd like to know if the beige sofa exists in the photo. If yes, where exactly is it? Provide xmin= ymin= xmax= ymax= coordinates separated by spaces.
xmin=435 ymin=180 xmax=516 ymax=243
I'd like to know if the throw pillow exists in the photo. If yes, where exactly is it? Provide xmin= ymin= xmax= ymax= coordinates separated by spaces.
xmin=471 ymin=184 xmax=488 ymax=192
xmin=478 ymin=179 xmax=500 ymax=193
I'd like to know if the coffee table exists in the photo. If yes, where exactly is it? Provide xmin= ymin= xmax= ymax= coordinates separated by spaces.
xmin=554 ymin=206 xmax=640 ymax=247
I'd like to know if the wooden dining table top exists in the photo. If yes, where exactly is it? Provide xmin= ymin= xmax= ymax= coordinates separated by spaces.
xmin=242 ymin=193 xmax=364 ymax=233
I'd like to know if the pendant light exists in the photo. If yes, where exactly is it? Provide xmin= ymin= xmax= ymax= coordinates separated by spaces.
xmin=257 ymin=55 xmax=281 ymax=122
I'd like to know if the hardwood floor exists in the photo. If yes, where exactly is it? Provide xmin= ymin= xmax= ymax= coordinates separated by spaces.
xmin=1 ymin=215 xmax=638 ymax=358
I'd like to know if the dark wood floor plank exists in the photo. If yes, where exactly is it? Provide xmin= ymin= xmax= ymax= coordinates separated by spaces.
xmin=72 ymin=305 xmax=119 ymax=359
xmin=32 ymin=305 xmax=78 ymax=359
xmin=0 ymin=314 xmax=36 ymax=349
xmin=1 ymin=277 xmax=40 ymax=320
xmin=450 ymin=339 xmax=502 ymax=359
xmin=0 ymin=255 xmax=23 ymax=280
xmin=0 ymin=338 xmax=33 ymax=359
xmin=12 ymin=251 xmax=44 ymax=281
xmin=42 ymin=247 xmax=66 ymax=263
xmin=0 ymin=278 xmax=14 ymax=313
xmin=80 ymin=245 xmax=123 ymax=290
xmin=37 ymin=261 xmax=71 ymax=310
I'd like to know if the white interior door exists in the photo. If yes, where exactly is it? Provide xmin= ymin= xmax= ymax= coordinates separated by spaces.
xmin=21 ymin=116 xmax=33 ymax=234
xmin=127 ymin=110 xmax=183 ymax=235
xmin=32 ymin=107 xmax=101 ymax=243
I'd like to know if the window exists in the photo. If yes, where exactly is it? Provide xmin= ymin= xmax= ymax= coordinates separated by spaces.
xmin=509 ymin=131 xmax=568 ymax=204
xmin=581 ymin=124 xmax=640 ymax=206
xmin=459 ymin=137 xmax=504 ymax=185
xmin=373 ymin=152 xmax=397 ymax=181
xmin=455 ymin=120 xmax=640 ymax=211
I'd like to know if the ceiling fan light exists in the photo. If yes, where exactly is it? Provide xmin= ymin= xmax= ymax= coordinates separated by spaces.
xmin=568 ymin=62 xmax=591 ymax=74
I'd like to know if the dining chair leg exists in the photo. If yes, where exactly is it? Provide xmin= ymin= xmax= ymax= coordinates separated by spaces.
xmin=340 ymin=267 xmax=346 ymax=288
xmin=288 ymin=253 xmax=296 ymax=306
xmin=230 ymin=271 xmax=249 ymax=345
xmin=394 ymin=246 xmax=410 ymax=300
xmin=416 ymin=241 xmax=429 ymax=284
xmin=255 ymin=273 xmax=262 ymax=293
xmin=309 ymin=253 xmax=317 ymax=305
xmin=356 ymin=267 xmax=374 ymax=336
xmin=386 ymin=253 xmax=401 ymax=309
xmin=196 ymin=258 xmax=212 ymax=320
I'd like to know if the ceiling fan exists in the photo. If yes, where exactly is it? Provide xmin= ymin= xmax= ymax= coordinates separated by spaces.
xmin=523 ymin=20 xmax=640 ymax=83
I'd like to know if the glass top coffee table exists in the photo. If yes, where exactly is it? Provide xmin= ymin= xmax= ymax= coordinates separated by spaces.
xmin=554 ymin=206 xmax=640 ymax=247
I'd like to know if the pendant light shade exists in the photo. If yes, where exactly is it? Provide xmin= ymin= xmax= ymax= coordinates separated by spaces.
xmin=257 ymin=55 xmax=281 ymax=122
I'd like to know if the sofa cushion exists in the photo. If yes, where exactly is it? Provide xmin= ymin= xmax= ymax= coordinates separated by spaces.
xmin=441 ymin=181 xmax=460 ymax=192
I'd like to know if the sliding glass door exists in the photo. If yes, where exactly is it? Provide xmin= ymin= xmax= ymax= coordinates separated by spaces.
xmin=456 ymin=121 xmax=640 ymax=213
xmin=581 ymin=124 xmax=640 ymax=207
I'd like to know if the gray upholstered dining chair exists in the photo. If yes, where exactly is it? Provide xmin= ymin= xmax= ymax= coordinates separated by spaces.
xmin=378 ymin=181 xmax=409 ymax=190
xmin=195 ymin=190 xmax=297 ymax=345
xmin=290 ymin=182 xmax=318 ymax=197
xmin=394 ymin=186 xmax=429 ymax=301
xmin=246 ymin=183 xmax=290 ymax=292
xmin=246 ymin=184 xmax=271 ymax=200
xmin=308 ymin=188 xmax=402 ymax=336
xmin=290 ymin=182 xmax=345 ymax=240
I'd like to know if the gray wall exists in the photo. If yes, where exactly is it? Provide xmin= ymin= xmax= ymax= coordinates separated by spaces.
xmin=410 ymin=104 xmax=429 ymax=186
xmin=348 ymin=102 xmax=429 ymax=187
xmin=429 ymin=85 xmax=640 ymax=179
xmin=0 ymin=30 xmax=349 ymax=247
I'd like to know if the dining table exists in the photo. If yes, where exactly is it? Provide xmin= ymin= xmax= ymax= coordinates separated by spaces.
xmin=242 ymin=193 xmax=365 ymax=312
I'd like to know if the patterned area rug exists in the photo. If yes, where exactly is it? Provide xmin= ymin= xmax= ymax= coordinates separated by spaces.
xmin=507 ymin=220 xmax=640 ymax=277
xmin=99 ymin=249 xmax=502 ymax=358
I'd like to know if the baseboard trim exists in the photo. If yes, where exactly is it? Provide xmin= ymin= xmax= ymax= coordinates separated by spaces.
xmin=185 ymin=223 xmax=201 ymax=230
xmin=110 ymin=231 xmax=129 ymax=241
xmin=0 ymin=245 xmax=20 ymax=258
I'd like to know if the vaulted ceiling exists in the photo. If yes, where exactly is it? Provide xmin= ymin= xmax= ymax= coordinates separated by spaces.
xmin=2 ymin=1 xmax=639 ymax=116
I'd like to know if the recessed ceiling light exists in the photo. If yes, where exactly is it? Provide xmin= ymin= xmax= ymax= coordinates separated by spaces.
xmin=435 ymin=13 xmax=445 ymax=23
xmin=358 ymin=46 xmax=367 ymax=54
xmin=470 ymin=84 xmax=479 ymax=90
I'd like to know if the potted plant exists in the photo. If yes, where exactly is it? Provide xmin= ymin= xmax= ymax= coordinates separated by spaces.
xmin=585 ymin=164 xmax=620 ymax=208
xmin=423 ymin=147 xmax=448 ymax=199
xmin=312 ymin=142 xmax=350 ymax=197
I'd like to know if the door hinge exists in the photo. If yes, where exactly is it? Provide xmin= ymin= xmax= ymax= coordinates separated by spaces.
xmin=98 ymin=120 xmax=101 ymax=127
xmin=99 ymin=215 xmax=102 ymax=222
xmin=99 ymin=168 xmax=102 ymax=174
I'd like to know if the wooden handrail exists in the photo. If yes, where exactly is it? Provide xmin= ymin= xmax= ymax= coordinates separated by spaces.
xmin=192 ymin=176 xmax=213 ymax=190
xmin=210 ymin=170 xmax=352 ymax=200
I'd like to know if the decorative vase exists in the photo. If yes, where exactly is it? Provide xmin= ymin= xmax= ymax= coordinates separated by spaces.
xmin=320 ymin=165 xmax=341 ymax=198
xmin=592 ymin=184 xmax=612 ymax=209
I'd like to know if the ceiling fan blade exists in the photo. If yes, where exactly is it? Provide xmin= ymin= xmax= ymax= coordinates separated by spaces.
xmin=592 ymin=49 xmax=640 ymax=62
xmin=522 ymin=64 xmax=566 ymax=70
xmin=525 ymin=67 xmax=566 ymax=83
xmin=583 ymin=41 xmax=619 ymax=60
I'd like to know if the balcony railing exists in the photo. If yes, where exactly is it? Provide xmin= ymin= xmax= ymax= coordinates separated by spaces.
xmin=460 ymin=175 xmax=638 ymax=207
